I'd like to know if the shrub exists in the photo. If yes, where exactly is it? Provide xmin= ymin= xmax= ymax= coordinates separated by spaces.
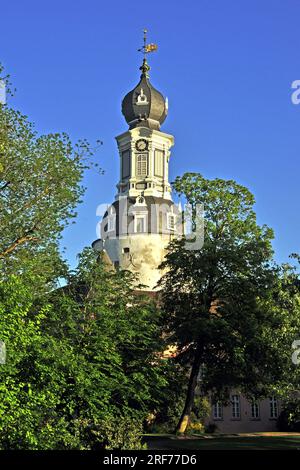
xmin=83 ymin=416 xmax=147 ymax=450
xmin=205 ymin=422 xmax=218 ymax=434
xmin=186 ymin=421 xmax=205 ymax=435
xmin=277 ymin=400 xmax=300 ymax=432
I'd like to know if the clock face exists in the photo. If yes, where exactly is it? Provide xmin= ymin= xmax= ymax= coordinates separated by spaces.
xmin=135 ymin=139 xmax=148 ymax=151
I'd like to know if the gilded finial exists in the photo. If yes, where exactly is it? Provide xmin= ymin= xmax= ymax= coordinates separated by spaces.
xmin=137 ymin=28 xmax=158 ymax=77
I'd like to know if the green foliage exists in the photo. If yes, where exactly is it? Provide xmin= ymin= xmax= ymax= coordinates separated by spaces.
xmin=0 ymin=65 xmax=170 ymax=449
xmin=0 ymin=275 xmax=56 ymax=449
xmin=205 ymin=423 xmax=218 ymax=434
xmin=160 ymin=173 xmax=300 ymax=431
xmin=193 ymin=396 xmax=211 ymax=423
xmin=0 ymin=250 xmax=168 ymax=449
xmin=0 ymin=63 xmax=101 ymax=289
xmin=257 ymin=260 xmax=300 ymax=399
xmin=147 ymin=362 xmax=187 ymax=433
xmin=185 ymin=397 xmax=210 ymax=435
xmin=161 ymin=173 xmax=276 ymax=392
xmin=277 ymin=399 xmax=300 ymax=432
xmin=86 ymin=416 xmax=147 ymax=450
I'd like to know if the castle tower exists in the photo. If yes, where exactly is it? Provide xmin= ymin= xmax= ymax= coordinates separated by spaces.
xmin=93 ymin=32 xmax=180 ymax=290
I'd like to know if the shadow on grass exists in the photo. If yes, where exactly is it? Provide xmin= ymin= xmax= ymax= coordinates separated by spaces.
xmin=143 ymin=434 xmax=300 ymax=450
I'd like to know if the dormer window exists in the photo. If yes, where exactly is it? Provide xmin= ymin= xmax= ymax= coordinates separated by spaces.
xmin=136 ymin=88 xmax=149 ymax=105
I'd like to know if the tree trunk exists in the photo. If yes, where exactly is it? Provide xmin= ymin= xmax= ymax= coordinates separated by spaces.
xmin=175 ymin=348 xmax=203 ymax=434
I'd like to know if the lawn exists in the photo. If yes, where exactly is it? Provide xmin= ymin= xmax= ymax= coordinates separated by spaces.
xmin=144 ymin=433 xmax=300 ymax=450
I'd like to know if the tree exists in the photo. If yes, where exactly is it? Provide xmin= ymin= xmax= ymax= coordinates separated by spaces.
xmin=0 ymin=63 xmax=100 ymax=289
xmin=261 ymin=257 xmax=300 ymax=401
xmin=0 ymin=249 xmax=169 ymax=449
xmin=0 ymin=64 xmax=173 ymax=449
xmin=159 ymin=172 xmax=288 ymax=433
xmin=47 ymin=248 xmax=168 ymax=447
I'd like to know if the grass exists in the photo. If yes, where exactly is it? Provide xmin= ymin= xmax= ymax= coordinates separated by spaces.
xmin=143 ymin=432 xmax=300 ymax=450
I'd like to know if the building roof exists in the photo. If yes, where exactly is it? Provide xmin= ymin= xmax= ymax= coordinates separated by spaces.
xmin=121 ymin=59 xmax=168 ymax=131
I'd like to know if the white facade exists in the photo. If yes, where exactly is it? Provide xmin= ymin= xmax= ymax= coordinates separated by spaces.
xmin=91 ymin=52 xmax=180 ymax=289
xmin=206 ymin=394 xmax=281 ymax=433
xmin=101 ymin=125 xmax=178 ymax=290
xmin=103 ymin=233 xmax=174 ymax=290
xmin=116 ymin=126 xmax=174 ymax=201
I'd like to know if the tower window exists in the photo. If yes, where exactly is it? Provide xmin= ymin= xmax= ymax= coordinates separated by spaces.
xmin=135 ymin=215 xmax=147 ymax=233
xmin=154 ymin=149 xmax=164 ymax=177
xmin=123 ymin=247 xmax=130 ymax=254
xmin=136 ymin=154 xmax=148 ymax=177
xmin=167 ymin=213 xmax=176 ymax=231
xmin=107 ymin=207 xmax=116 ymax=232
xmin=122 ymin=150 xmax=130 ymax=178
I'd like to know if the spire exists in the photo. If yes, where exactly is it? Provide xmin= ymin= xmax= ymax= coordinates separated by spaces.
xmin=121 ymin=29 xmax=166 ymax=131
xmin=140 ymin=58 xmax=150 ymax=78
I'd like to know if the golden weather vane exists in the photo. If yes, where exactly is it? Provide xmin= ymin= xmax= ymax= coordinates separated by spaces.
xmin=138 ymin=29 xmax=158 ymax=58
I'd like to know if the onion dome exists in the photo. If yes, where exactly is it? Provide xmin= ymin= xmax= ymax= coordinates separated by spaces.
xmin=122 ymin=59 xmax=168 ymax=131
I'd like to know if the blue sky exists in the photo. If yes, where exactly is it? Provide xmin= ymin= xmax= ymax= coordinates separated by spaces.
xmin=1 ymin=0 xmax=300 ymax=268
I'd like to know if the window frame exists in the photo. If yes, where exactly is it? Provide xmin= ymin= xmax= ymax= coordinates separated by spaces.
xmin=212 ymin=401 xmax=223 ymax=420
xmin=269 ymin=396 xmax=278 ymax=419
xmin=154 ymin=149 xmax=164 ymax=178
xmin=122 ymin=150 xmax=130 ymax=179
xmin=134 ymin=214 xmax=147 ymax=233
xmin=250 ymin=399 xmax=260 ymax=420
xmin=136 ymin=153 xmax=148 ymax=177
xmin=231 ymin=394 xmax=241 ymax=419
xmin=107 ymin=214 xmax=116 ymax=232
xmin=167 ymin=213 xmax=176 ymax=232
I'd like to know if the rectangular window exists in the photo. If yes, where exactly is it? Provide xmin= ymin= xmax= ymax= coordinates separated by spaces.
xmin=251 ymin=399 xmax=260 ymax=419
xmin=135 ymin=215 xmax=146 ymax=233
xmin=212 ymin=402 xmax=223 ymax=420
xmin=107 ymin=215 xmax=116 ymax=232
xmin=167 ymin=214 xmax=176 ymax=231
xmin=231 ymin=395 xmax=240 ymax=419
xmin=136 ymin=183 xmax=147 ymax=190
xmin=154 ymin=149 xmax=164 ymax=177
xmin=122 ymin=150 xmax=130 ymax=178
xmin=159 ymin=212 xmax=163 ymax=233
xmin=136 ymin=154 xmax=148 ymax=177
xmin=269 ymin=397 xmax=278 ymax=419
